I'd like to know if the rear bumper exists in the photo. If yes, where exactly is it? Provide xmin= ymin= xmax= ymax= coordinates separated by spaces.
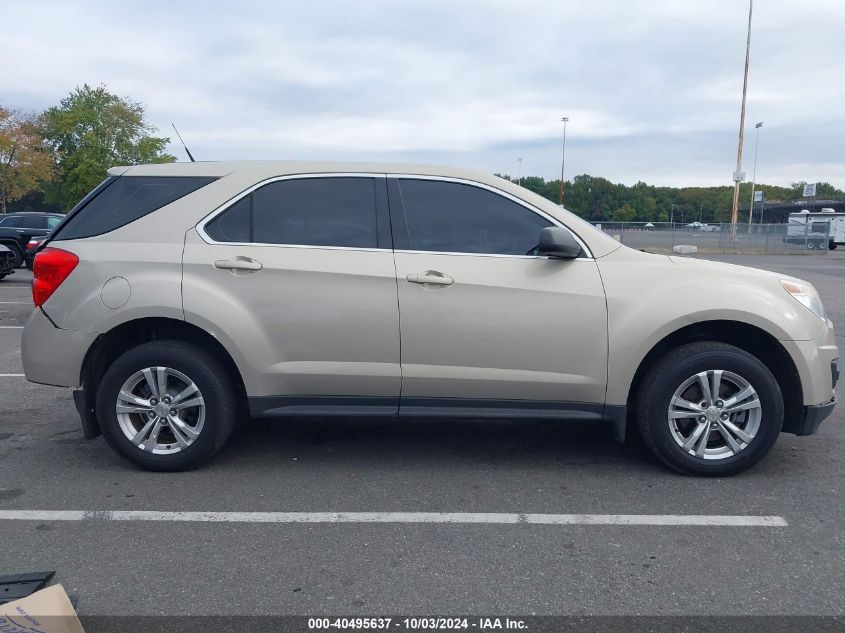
xmin=22 ymin=308 xmax=97 ymax=388
xmin=796 ymin=398 xmax=837 ymax=436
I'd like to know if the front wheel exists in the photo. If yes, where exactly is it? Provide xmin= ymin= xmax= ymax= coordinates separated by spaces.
xmin=96 ymin=340 xmax=238 ymax=471
xmin=636 ymin=342 xmax=783 ymax=476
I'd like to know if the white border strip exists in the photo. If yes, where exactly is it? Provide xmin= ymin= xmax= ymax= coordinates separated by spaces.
xmin=0 ymin=510 xmax=787 ymax=526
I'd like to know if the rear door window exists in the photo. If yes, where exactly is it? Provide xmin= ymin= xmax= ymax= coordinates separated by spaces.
xmin=0 ymin=216 xmax=23 ymax=228
xmin=205 ymin=177 xmax=379 ymax=249
xmin=53 ymin=176 xmax=217 ymax=240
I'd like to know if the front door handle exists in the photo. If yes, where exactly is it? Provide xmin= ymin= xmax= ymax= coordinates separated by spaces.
xmin=406 ymin=271 xmax=453 ymax=286
xmin=214 ymin=256 xmax=263 ymax=273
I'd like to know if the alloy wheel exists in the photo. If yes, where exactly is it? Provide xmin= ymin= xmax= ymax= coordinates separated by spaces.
xmin=667 ymin=369 xmax=762 ymax=460
xmin=115 ymin=366 xmax=206 ymax=455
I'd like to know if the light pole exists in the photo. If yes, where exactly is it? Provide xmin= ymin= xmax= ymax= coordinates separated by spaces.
xmin=730 ymin=0 xmax=754 ymax=241
xmin=748 ymin=121 xmax=763 ymax=227
xmin=517 ymin=157 xmax=523 ymax=186
xmin=559 ymin=116 xmax=569 ymax=206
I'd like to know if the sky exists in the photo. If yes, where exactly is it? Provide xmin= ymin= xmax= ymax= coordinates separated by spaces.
xmin=3 ymin=0 xmax=845 ymax=188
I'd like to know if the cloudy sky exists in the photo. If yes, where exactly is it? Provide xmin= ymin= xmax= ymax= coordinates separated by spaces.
xmin=3 ymin=0 xmax=844 ymax=187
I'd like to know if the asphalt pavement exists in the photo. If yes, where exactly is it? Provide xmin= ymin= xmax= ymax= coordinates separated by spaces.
xmin=0 ymin=255 xmax=843 ymax=617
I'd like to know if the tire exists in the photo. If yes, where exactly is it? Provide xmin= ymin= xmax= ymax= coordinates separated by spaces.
xmin=95 ymin=340 xmax=238 ymax=471
xmin=636 ymin=342 xmax=783 ymax=476
xmin=829 ymin=243 xmax=838 ymax=251
xmin=3 ymin=244 xmax=23 ymax=268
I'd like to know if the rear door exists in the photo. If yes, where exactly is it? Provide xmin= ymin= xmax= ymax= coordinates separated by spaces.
xmin=388 ymin=176 xmax=608 ymax=417
xmin=182 ymin=174 xmax=401 ymax=416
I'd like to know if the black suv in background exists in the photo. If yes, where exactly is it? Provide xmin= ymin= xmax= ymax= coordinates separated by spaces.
xmin=0 ymin=212 xmax=64 ymax=268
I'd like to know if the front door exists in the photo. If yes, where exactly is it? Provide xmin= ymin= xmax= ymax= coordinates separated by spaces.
xmin=389 ymin=177 xmax=608 ymax=417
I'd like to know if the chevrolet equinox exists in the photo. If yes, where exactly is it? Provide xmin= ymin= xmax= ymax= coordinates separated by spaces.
xmin=22 ymin=162 xmax=839 ymax=475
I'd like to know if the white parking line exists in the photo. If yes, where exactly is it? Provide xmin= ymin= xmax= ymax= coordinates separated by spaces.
xmin=0 ymin=510 xmax=788 ymax=526
xmin=0 ymin=374 xmax=24 ymax=377
xmin=0 ymin=326 xmax=23 ymax=329
xmin=0 ymin=301 xmax=31 ymax=304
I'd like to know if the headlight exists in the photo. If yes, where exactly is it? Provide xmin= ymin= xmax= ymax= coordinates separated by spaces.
xmin=780 ymin=279 xmax=826 ymax=321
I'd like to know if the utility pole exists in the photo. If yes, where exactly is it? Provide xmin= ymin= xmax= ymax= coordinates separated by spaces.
xmin=559 ymin=116 xmax=569 ymax=206
xmin=730 ymin=0 xmax=754 ymax=241
xmin=748 ymin=121 xmax=764 ymax=228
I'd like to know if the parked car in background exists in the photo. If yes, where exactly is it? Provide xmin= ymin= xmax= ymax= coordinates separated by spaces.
xmin=21 ymin=162 xmax=839 ymax=476
xmin=0 ymin=212 xmax=64 ymax=268
xmin=25 ymin=238 xmax=45 ymax=269
xmin=0 ymin=244 xmax=15 ymax=280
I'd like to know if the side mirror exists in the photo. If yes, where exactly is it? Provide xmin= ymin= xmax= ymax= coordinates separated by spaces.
xmin=537 ymin=226 xmax=582 ymax=259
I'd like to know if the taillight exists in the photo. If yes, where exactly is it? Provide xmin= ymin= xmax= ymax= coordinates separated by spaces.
xmin=32 ymin=247 xmax=79 ymax=308
xmin=27 ymin=240 xmax=41 ymax=250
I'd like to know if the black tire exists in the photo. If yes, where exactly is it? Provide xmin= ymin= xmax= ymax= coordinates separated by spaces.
xmin=3 ymin=244 xmax=23 ymax=268
xmin=829 ymin=243 xmax=838 ymax=251
xmin=96 ymin=340 xmax=238 ymax=471
xmin=636 ymin=342 xmax=783 ymax=476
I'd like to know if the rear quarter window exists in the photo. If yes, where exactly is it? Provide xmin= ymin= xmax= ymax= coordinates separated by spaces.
xmin=53 ymin=176 xmax=217 ymax=240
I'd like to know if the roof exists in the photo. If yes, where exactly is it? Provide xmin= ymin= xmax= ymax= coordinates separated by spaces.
xmin=107 ymin=160 xmax=503 ymax=183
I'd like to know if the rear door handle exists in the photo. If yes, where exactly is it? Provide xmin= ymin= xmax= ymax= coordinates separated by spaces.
xmin=405 ymin=271 xmax=453 ymax=286
xmin=214 ymin=256 xmax=263 ymax=273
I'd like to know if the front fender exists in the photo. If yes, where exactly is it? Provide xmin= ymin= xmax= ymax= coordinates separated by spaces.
xmin=597 ymin=248 xmax=823 ymax=406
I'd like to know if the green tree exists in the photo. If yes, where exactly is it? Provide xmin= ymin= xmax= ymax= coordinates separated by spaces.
xmin=0 ymin=107 xmax=53 ymax=214
xmin=40 ymin=84 xmax=175 ymax=208
xmin=612 ymin=203 xmax=637 ymax=222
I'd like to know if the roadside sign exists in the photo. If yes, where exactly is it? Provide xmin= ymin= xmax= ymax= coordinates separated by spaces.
xmin=754 ymin=191 xmax=763 ymax=202
xmin=803 ymin=183 xmax=817 ymax=197
xmin=733 ymin=171 xmax=746 ymax=182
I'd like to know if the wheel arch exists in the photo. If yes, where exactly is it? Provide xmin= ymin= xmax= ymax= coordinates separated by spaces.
xmin=625 ymin=319 xmax=804 ymax=436
xmin=79 ymin=317 xmax=249 ymax=436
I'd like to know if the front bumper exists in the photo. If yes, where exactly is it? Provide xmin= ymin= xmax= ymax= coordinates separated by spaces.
xmin=795 ymin=397 xmax=837 ymax=436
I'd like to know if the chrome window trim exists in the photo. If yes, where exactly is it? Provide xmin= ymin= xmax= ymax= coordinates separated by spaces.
xmin=196 ymin=171 xmax=594 ymax=260
xmin=388 ymin=173 xmax=594 ymax=260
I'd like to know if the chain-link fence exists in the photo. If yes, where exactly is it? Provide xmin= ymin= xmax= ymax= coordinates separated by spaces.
xmin=593 ymin=221 xmax=834 ymax=254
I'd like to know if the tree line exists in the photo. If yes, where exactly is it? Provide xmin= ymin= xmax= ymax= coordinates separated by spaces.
xmin=500 ymin=174 xmax=844 ymax=224
xmin=2 ymin=83 xmax=842 ymax=220
xmin=0 ymin=84 xmax=174 ymax=214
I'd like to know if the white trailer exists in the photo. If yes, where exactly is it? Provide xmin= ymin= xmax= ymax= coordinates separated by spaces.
xmin=786 ymin=210 xmax=845 ymax=250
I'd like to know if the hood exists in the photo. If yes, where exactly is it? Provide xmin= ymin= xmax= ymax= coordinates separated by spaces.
xmin=667 ymin=255 xmax=806 ymax=285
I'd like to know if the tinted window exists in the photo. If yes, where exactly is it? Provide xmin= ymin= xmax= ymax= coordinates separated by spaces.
xmin=0 ymin=216 xmax=22 ymax=228
xmin=253 ymin=177 xmax=377 ymax=248
xmin=16 ymin=216 xmax=51 ymax=229
xmin=397 ymin=179 xmax=552 ymax=255
xmin=53 ymin=176 xmax=217 ymax=240
xmin=207 ymin=177 xmax=378 ymax=248
xmin=46 ymin=216 xmax=62 ymax=230
xmin=205 ymin=196 xmax=251 ymax=243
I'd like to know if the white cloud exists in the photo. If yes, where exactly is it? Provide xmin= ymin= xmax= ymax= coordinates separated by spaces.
xmin=2 ymin=0 xmax=844 ymax=187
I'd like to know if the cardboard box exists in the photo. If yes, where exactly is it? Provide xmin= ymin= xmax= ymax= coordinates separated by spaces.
xmin=0 ymin=584 xmax=85 ymax=633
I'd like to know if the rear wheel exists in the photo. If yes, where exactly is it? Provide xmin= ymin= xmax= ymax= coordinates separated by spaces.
xmin=96 ymin=340 xmax=238 ymax=471
xmin=829 ymin=242 xmax=838 ymax=251
xmin=636 ymin=342 xmax=783 ymax=476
